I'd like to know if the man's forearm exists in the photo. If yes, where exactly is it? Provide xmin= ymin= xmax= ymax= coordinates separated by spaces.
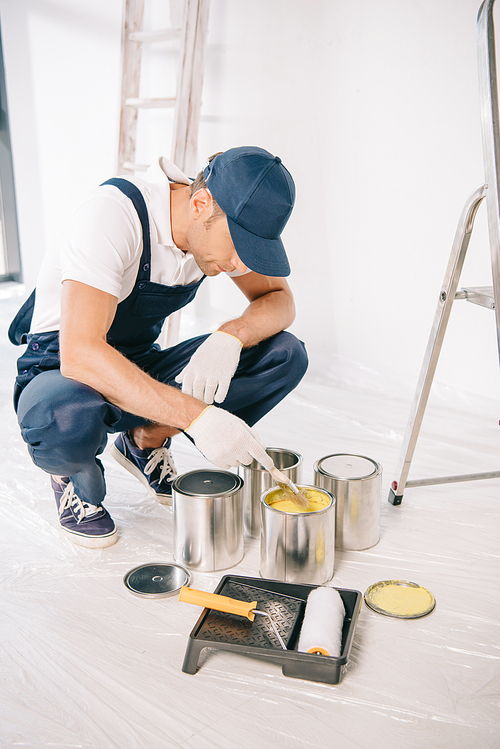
xmin=218 ymin=287 xmax=295 ymax=347
xmin=59 ymin=280 xmax=205 ymax=428
xmin=60 ymin=339 xmax=205 ymax=429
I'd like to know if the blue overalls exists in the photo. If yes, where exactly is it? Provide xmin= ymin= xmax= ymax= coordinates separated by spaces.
xmin=10 ymin=179 xmax=308 ymax=505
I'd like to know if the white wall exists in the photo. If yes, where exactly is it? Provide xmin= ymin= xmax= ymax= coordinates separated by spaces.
xmin=0 ymin=0 xmax=123 ymax=289
xmin=1 ymin=0 xmax=499 ymax=401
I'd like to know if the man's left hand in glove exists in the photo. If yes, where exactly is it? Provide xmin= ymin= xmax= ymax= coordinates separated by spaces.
xmin=175 ymin=330 xmax=243 ymax=404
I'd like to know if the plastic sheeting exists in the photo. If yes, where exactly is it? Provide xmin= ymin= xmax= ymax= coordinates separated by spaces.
xmin=1 ymin=292 xmax=499 ymax=749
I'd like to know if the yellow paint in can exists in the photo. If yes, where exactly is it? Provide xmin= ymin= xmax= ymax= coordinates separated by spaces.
xmin=265 ymin=487 xmax=330 ymax=514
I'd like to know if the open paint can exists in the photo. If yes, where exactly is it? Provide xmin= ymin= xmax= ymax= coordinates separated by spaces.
xmin=259 ymin=484 xmax=335 ymax=584
xmin=239 ymin=448 xmax=302 ymax=538
xmin=172 ymin=469 xmax=244 ymax=572
xmin=314 ymin=454 xmax=382 ymax=550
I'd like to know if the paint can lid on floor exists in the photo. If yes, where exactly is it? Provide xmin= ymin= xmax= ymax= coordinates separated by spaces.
xmin=364 ymin=580 xmax=436 ymax=619
xmin=123 ymin=562 xmax=191 ymax=598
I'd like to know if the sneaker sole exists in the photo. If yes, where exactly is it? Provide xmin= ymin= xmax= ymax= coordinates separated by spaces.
xmin=61 ymin=526 xmax=118 ymax=549
xmin=110 ymin=442 xmax=173 ymax=506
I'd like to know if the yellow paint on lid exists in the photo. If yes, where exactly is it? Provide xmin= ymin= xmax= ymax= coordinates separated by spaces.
xmin=364 ymin=580 xmax=436 ymax=619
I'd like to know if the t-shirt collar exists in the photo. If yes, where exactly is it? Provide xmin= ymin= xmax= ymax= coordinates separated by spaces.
xmin=143 ymin=157 xmax=191 ymax=248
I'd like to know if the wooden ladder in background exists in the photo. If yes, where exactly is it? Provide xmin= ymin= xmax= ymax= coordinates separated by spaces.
xmin=388 ymin=0 xmax=500 ymax=505
xmin=118 ymin=0 xmax=210 ymax=345
xmin=118 ymin=0 xmax=210 ymax=176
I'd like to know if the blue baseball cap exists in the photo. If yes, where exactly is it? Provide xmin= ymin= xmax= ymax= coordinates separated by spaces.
xmin=202 ymin=146 xmax=295 ymax=277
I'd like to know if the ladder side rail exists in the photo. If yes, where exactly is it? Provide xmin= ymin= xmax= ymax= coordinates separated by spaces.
xmin=118 ymin=0 xmax=145 ymax=174
xmin=172 ymin=0 xmax=211 ymax=175
xmin=183 ymin=0 xmax=210 ymax=175
xmin=477 ymin=0 xmax=500 ymax=357
xmin=165 ymin=0 xmax=210 ymax=349
xmin=388 ymin=186 xmax=487 ymax=505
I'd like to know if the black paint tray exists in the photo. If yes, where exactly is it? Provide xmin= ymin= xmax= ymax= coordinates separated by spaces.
xmin=181 ymin=575 xmax=362 ymax=684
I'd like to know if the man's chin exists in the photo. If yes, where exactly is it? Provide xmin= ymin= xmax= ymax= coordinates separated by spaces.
xmin=202 ymin=265 xmax=222 ymax=277
xmin=192 ymin=257 xmax=222 ymax=276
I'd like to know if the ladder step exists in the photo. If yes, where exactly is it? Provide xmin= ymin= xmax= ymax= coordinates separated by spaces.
xmin=455 ymin=285 xmax=495 ymax=309
xmin=406 ymin=470 xmax=500 ymax=487
xmin=121 ymin=162 xmax=149 ymax=172
xmin=129 ymin=28 xmax=182 ymax=43
xmin=125 ymin=97 xmax=176 ymax=109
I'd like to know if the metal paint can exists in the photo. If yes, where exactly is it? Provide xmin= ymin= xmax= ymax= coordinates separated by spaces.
xmin=314 ymin=454 xmax=382 ymax=550
xmin=172 ymin=469 xmax=244 ymax=572
xmin=239 ymin=448 xmax=302 ymax=538
xmin=259 ymin=484 xmax=335 ymax=584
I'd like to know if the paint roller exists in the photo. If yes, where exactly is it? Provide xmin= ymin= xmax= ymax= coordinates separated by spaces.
xmin=298 ymin=586 xmax=346 ymax=657
xmin=180 ymin=585 xmax=345 ymax=658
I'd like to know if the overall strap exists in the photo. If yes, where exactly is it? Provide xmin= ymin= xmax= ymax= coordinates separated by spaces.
xmin=101 ymin=178 xmax=152 ymax=281
xmin=8 ymin=289 xmax=36 ymax=345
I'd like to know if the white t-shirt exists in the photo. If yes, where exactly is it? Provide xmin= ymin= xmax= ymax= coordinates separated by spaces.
xmin=30 ymin=157 xmax=245 ymax=334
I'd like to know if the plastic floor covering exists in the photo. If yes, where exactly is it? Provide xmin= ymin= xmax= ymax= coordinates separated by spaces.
xmin=1 ymin=293 xmax=499 ymax=749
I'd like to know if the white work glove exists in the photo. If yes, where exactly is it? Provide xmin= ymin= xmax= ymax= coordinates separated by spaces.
xmin=175 ymin=331 xmax=243 ymax=404
xmin=185 ymin=405 xmax=274 ymax=471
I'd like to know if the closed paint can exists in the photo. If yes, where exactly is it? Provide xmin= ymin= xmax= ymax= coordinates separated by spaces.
xmin=259 ymin=484 xmax=335 ymax=585
xmin=314 ymin=454 xmax=382 ymax=550
xmin=172 ymin=469 xmax=244 ymax=572
xmin=239 ymin=448 xmax=302 ymax=538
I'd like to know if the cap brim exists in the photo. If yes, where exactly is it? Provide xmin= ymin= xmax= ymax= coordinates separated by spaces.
xmin=227 ymin=216 xmax=291 ymax=277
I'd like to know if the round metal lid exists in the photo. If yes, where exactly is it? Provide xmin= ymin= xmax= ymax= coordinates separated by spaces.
xmin=364 ymin=580 xmax=436 ymax=619
xmin=123 ymin=563 xmax=191 ymax=598
xmin=173 ymin=469 xmax=242 ymax=496
xmin=317 ymin=454 xmax=379 ymax=480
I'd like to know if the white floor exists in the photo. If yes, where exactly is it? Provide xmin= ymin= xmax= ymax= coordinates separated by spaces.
xmin=1 ymin=293 xmax=499 ymax=749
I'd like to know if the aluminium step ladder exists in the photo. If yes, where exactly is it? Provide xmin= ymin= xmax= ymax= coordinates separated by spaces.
xmin=388 ymin=0 xmax=500 ymax=505
xmin=118 ymin=0 xmax=211 ymax=346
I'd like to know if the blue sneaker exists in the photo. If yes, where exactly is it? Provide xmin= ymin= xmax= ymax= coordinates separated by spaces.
xmin=111 ymin=432 xmax=177 ymax=505
xmin=51 ymin=476 xmax=118 ymax=548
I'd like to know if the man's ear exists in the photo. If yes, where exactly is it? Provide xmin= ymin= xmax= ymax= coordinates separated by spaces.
xmin=190 ymin=188 xmax=213 ymax=219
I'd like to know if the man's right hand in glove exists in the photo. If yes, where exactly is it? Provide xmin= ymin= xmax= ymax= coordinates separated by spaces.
xmin=185 ymin=405 xmax=273 ymax=471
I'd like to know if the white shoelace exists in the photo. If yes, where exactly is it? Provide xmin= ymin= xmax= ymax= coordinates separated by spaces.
xmin=144 ymin=445 xmax=178 ymax=485
xmin=58 ymin=482 xmax=101 ymax=524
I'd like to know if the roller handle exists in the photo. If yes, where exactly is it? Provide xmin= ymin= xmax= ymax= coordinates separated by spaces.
xmin=179 ymin=586 xmax=257 ymax=621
